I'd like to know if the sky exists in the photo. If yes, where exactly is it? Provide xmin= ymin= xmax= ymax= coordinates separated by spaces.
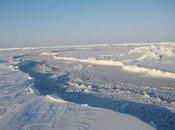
xmin=0 ymin=0 xmax=175 ymax=48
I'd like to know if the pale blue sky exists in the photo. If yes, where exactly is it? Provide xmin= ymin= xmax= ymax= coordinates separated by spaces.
xmin=0 ymin=0 xmax=175 ymax=47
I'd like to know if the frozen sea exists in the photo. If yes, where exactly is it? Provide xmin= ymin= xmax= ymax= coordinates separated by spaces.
xmin=0 ymin=42 xmax=175 ymax=130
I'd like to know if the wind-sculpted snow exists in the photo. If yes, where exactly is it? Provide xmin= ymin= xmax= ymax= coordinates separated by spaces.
xmin=0 ymin=61 xmax=156 ymax=130
xmin=1 ymin=42 xmax=175 ymax=130
xmin=53 ymin=56 xmax=175 ymax=79
xmin=16 ymin=60 xmax=175 ymax=130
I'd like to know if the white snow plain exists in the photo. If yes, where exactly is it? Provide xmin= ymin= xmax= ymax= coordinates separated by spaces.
xmin=0 ymin=42 xmax=175 ymax=130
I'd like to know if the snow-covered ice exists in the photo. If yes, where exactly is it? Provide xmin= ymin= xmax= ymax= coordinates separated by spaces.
xmin=0 ymin=42 xmax=175 ymax=130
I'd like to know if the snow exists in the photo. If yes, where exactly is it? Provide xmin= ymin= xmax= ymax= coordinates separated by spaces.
xmin=27 ymin=75 xmax=33 ymax=80
xmin=53 ymin=55 xmax=175 ymax=79
xmin=0 ymin=63 xmax=155 ymax=130
xmin=0 ymin=42 xmax=175 ymax=130
xmin=45 ymin=95 xmax=68 ymax=103
xmin=130 ymin=44 xmax=175 ymax=60
xmin=25 ymin=87 xmax=34 ymax=94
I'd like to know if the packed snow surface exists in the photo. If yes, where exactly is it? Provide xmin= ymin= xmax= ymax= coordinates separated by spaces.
xmin=0 ymin=42 xmax=175 ymax=130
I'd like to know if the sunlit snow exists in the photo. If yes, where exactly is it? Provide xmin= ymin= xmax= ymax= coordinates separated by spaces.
xmin=0 ymin=42 xmax=175 ymax=130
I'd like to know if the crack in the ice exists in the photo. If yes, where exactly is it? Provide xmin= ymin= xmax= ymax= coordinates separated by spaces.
xmin=18 ymin=60 xmax=175 ymax=130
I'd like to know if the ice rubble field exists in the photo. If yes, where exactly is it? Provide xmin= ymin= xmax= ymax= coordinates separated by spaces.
xmin=0 ymin=42 xmax=175 ymax=130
